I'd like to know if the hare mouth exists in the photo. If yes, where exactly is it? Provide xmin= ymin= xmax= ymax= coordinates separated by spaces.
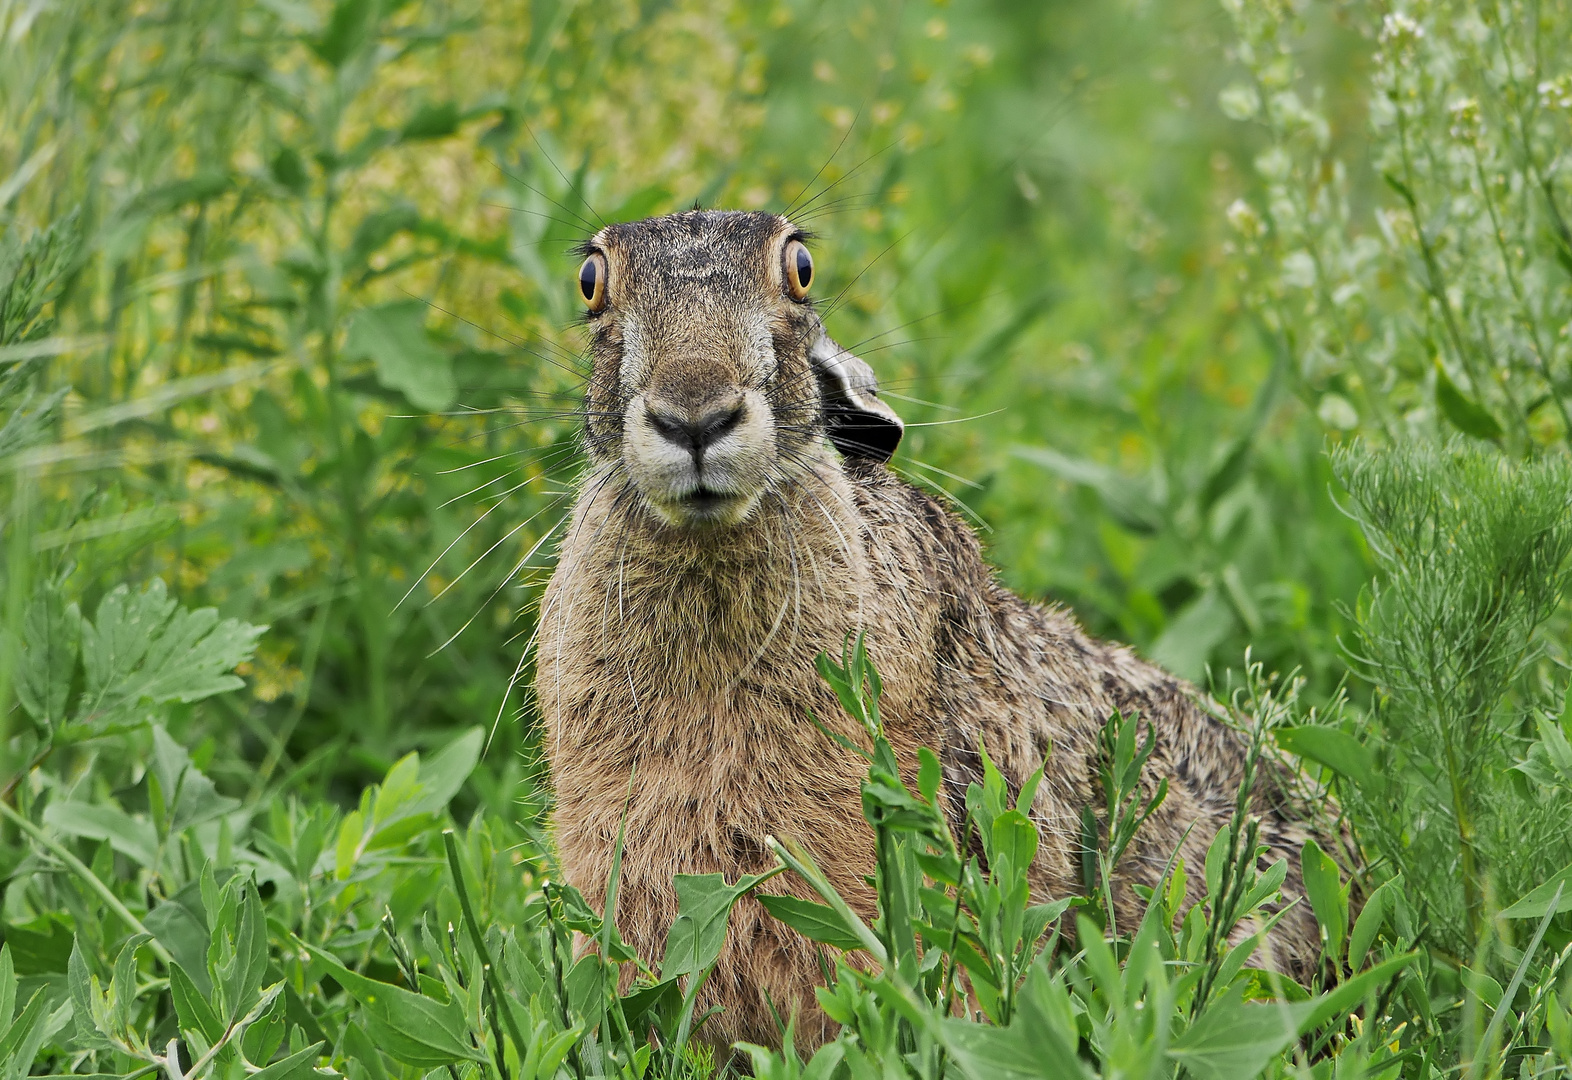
xmin=674 ymin=485 xmax=750 ymax=521
xmin=640 ymin=483 xmax=759 ymax=527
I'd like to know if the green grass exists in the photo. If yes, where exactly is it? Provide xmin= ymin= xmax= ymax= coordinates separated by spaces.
xmin=1 ymin=0 xmax=1571 ymax=1075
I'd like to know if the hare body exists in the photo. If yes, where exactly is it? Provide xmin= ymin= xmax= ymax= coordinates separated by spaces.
xmin=536 ymin=210 xmax=1322 ymax=1052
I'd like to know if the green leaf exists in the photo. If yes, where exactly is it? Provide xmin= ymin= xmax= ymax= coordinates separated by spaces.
xmin=3 ymin=914 xmax=74 ymax=975
xmin=151 ymin=724 xmax=241 ymax=834
xmin=1274 ymin=726 xmax=1374 ymax=789
xmin=311 ymin=0 xmax=375 ymax=67
xmin=67 ymin=938 xmax=113 ymax=1051
xmin=1295 ymin=953 xmax=1418 ymax=1033
xmin=41 ymin=801 xmax=158 ymax=867
xmin=990 ymin=810 xmax=1038 ymax=880
xmin=942 ymin=1017 xmax=1087 ymax=1080
xmin=344 ymin=301 xmax=457 ymax=412
xmin=13 ymin=577 xmax=79 ymax=729
xmin=146 ymin=876 xmax=218 ymax=996
xmin=1347 ymin=875 xmax=1400 ymax=970
xmin=216 ymin=879 xmax=269 ymax=1023
xmin=170 ymin=962 xmax=224 ymax=1044
xmin=301 ymin=941 xmax=485 ymax=1067
xmin=1501 ymin=862 xmax=1572 ymax=919
xmin=74 ymin=579 xmax=264 ymax=729
xmin=1150 ymin=587 xmax=1236 ymax=683
xmin=1012 ymin=444 xmax=1166 ymax=534
xmin=401 ymin=101 xmax=461 ymax=141
xmin=661 ymin=871 xmax=778 ymax=978
xmin=0 ymin=944 xmax=12 ymax=1029
xmin=757 ymin=894 xmax=866 ymax=951
xmin=1300 ymin=838 xmax=1348 ymax=967
xmin=1168 ymin=983 xmax=1303 ymax=1080
xmin=1434 ymin=358 xmax=1503 ymax=441
xmin=409 ymin=726 xmax=484 ymax=815
xmin=248 ymin=1040 xmax=326 ymax=1080
xmin=0 ymin=987 xmax=48 ymax=1064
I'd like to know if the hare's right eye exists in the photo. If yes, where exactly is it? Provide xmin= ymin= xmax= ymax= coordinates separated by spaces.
xmin=578 ymin=253 xmax=607 ymax=312
xmin=783 ymin=240 xmax=813 ymax=301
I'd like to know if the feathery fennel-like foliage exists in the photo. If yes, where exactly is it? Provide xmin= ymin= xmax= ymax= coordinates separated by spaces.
xmin=1334 ymin=441 xmax=1572 ymax=953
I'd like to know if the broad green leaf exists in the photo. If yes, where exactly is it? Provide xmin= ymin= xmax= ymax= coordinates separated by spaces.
xmin=146 ymin=877 xmax=218 ymax=996
xmin=661 ymin=871 xmax=778 ymax=978
xmin=3 ymin=914 xmax=74 ymax=975
xmin=1015 ymin=959 xmax=1094 ymax=1079
xmin=1434 ymin=359 xmax=1503 ymax=441
xmin=108 ymin=934 xmax=149 ymax=1034
xmin=1300 ymin=838 xmax=1347 ymax=967
xmin=1168 ymin=983 xmax=1304 ymax=1080
xmin=757 ymin=894 xmax=866 ymax=951
xmin=0 ymin=986 xmax=46 ymax=1062
xmin=311 ymin=0 xmax=375 ymax=67
xmin=409 ymin=727 xmax=484 ymax=814
xmin=1347 ymin=875 xmax=1400 ymax=971
xmin=14 ymin=578 xmax=79 ymax=729
xmin=1501 ymin=863 xmax=1572 ymax=919
xmin=151 ymin=724 xmax=241 ymax=834
xmin=401 ymin=101 xmax=461 ymax=141
xmin=1012 ymin=444 xmax=1166 ymax=534
xmin=1274 ymin=726 xmax=1374 ymax=790
xmin=564 ymin=952 xmax=606 ymax=1031
xmin=344 ymin=301 xmax=456 ymax=412
xmin=215 ymin=880 xmax=269 ymax=1023
xmin=990 ymin=810 xmax=1038 ymax=881
xmin=67 ymin=938 xmax=113 ymax=1051
xmin=301 ymin=941 xmax=484 ymax=1067
xmin=75 ymin=579 xmax=263 ymax=728
xmin=1150 ymin=587 xmax=1236 ymax=683
xmin=0 ymin=944 xmax=11 ymax=1029
xmin=248 ymin=1040 xmax=326 ymax=1080
xmin=42 ymin=801 xmax=158 ymax=867
xmin=170 ymin=962 xmax=223 ymax=1044
xmin=618 ymin=977 xmax=681 ymax=1032
xmin=942 ymin=1016 xmax=1089 ymax=1080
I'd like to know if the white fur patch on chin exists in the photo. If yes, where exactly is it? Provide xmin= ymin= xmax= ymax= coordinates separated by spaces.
xmin=643 ymin=488 xmax=766 ymax=529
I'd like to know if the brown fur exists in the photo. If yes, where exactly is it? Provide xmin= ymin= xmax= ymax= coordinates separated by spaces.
xmin=535 ymin=210 xmax=1324 ymax=1053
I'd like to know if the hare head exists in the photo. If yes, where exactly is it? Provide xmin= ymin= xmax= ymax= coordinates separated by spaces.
xmin=574 ymin=210 xmax=903 ymax=527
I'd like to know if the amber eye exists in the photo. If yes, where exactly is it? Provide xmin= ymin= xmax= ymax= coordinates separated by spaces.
xmin=784 ymin=239 xmax=813 ymax=301
xmin=578 ymin=253 xmax=607 ymax=312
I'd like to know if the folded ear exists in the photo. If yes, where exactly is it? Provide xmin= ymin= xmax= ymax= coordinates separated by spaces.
xmin=809 ymin=333 xmax=904 ymax=462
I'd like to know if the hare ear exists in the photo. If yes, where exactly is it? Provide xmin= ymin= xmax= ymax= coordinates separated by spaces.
xmin=810 ymin=334 xmax=904 ymax=462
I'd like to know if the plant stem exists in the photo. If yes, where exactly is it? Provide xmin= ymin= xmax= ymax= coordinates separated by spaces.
xmin=0 ymin=798 xmax=174 ymax=965
xmin=443 ymin=830 xmax=532 ymax=1069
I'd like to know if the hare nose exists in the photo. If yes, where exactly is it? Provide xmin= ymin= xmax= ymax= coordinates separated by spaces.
xmin=646 ymin=402 xmax=746 ymax=459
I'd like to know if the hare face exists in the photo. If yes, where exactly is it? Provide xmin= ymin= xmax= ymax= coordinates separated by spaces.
xmin=576 ymin=210 xmax=901 ymax=528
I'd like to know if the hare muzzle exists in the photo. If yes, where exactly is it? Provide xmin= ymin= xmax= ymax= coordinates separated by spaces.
xmin=623 ymin=385 xmax=777 ymax=526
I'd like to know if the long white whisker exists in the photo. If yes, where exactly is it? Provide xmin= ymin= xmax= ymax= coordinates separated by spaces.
xmin=394 ymin=481 xmax=536 ymax=612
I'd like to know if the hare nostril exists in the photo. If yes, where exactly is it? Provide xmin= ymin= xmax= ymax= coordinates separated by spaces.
xmin=646 ymin=402 xmax=746 ymax=457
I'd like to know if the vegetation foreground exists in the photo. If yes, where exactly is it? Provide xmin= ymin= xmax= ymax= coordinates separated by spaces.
xmin=3 ymin=0 xmax=1572 ymax=1076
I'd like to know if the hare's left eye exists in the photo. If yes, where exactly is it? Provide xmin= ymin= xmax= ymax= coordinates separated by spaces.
xmin=578 ymin=253 xmax=607 ymax=312
xmin=784 ymin=240 xmax=813 ymax=301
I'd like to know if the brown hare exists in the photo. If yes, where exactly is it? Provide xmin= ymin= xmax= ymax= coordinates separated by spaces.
xmin=534 ymin=209 xmax=1324 ymax=1052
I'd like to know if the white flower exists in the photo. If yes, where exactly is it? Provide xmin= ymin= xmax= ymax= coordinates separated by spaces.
xmin=1379 ymin=13 xmax=1425 ymax=46
xmin=1227 ymin=198 xmax=1264 ymax=238
xmin=1219 ymin=83 xmax=1261 ymax=121
xmin=1540 ymin=75 xmax=1572 ymax=111
xmin=1318 ymin=393 xmax=1360 ymax=429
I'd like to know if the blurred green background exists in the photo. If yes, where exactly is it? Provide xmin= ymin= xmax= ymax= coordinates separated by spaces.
xmin=1 ymin=0 xmax=1375 ymax=806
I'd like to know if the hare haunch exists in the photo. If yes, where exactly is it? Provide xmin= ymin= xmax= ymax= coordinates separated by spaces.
xmin=535 ymin=210 xmax=1323 ymax=1050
